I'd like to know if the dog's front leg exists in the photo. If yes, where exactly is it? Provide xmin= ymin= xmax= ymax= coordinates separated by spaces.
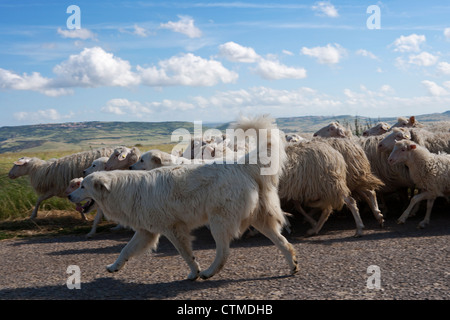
xmin=106 ymin=230 xmax=160 ymax=273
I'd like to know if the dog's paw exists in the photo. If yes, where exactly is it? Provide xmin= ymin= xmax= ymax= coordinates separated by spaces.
xmin=106 ymin=264 xmax=119 ymax=273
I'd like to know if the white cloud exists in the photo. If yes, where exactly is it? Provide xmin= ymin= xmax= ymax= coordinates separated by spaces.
xmin=160 ymin=15 xmax=202 ymax=38
xmin=0 ymin=68 xmax=72 ymax=96
xmin=408 ymin=51 xmax=438 ymax=66
xmin=312 ymin=1 xmax=339 ymax=18
xmin=392 ymin=34 xmax=426 ymax=52
xmin=444 ymin=28 xmax=450 ymax=40
xmin=218 ymin=41 xmax=260 ymax=63
xmin=13 ymin=109 xmax=74 ymax=122
xmin=138 ymin=53 xmax=238 ymax=86
xmin=57 ymin=27 xmax=96 ymax=40
xmin=421 ymin=80 xmax=448 ymax=96
xmin=356 ymin=49 xmax=379 ymax=60
xmin=437 ymin=61 xmax=450 ymax=75
xmin=254 ymin=59 xmax=307 ymax=80
xmin=301 ymin=43 xmax=346 ymax=64
xmin=119 ymin=24 xmax=150 ymax=37
xmin=52 ymin=47 xmax=140 ymax=87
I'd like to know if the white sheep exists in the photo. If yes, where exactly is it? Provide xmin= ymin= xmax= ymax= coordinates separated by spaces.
xmin=104 ymin=146 xmax=141 ymax=171
xmin=279 ymin=140 xmax=358 ymax=236
xmin=390 ymin=116 xmax=423 ymax=129
xmin=285 ymin=134 xmax=305 ymax=143
xmin=316 ymin=137 xmax=385 ymax=229
xmin=388 ymin=140 xmax=450 ymax=228
xmin=8 ymin=147 xmax=114 ymax=219
xmin=362 ymin=122 xmax=390 ymax=137
xmin=313 ymin=122 xmax=353 ymax=138
xmin=130 ymin=149 xmax=191 ymax=171
xmin=378 ymin=127 xmax=450 ymax=154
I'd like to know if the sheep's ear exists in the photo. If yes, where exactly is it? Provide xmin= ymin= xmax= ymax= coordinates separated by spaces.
xmin=14 ymin=157 xmax=30 ymax=166
xmin=118 ymin=149 xmax=130 ymax=161
xmin=410 ymin=116 xmax=416 ymax=124
xmin=410 ymin=144 xmax=417 ymax=150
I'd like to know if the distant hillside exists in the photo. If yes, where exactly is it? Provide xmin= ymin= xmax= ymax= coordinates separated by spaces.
xmin=1 ymin=111 xmax=450 ymax=154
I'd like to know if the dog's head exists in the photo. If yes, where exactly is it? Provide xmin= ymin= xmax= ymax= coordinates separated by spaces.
xmin=68 ymin=172 xmax=112 ymax=212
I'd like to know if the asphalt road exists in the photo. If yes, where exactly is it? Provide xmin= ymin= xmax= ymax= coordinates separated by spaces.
xmin=0 ymin=208 xmax=448 ymax=301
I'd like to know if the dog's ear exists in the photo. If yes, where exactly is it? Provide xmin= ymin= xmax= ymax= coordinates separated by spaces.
xmin=93 ymin=175 xmax=111 ymax=192
xmin=151 ymin=155 xmax=162 ymax=165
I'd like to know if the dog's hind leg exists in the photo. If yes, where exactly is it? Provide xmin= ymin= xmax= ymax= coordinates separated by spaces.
xmin=199 ymin=220 xmax=233 ymax=280
xmin=252 ymin=218 xmax=299 ymax=275
xmin=164 ymin=223 xmax=201 ymax=281
xmin=106 ymin=229 xmax=160 ymax=273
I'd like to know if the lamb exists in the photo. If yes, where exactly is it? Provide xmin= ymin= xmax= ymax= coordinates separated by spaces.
xmin=362 ymin=122 xmax=390 ymax=137
xmin=388 ymin=140 xmax=450 ymax=228
xmin=279 ymin=141 xmax=357 ymax=236
xmin=104 ymin=146 xmax=141 ymax=171
xmin=313 ymin=122 xmax=353 ymax=138
xmin=8 ymin=147 xmax=114 ymax=219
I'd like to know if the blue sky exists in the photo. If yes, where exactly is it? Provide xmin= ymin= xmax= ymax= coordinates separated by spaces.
xmin=1 ymin=0 xmax=450 ymax=127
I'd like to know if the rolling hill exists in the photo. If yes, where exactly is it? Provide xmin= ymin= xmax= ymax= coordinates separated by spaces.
xmin=1 ymin=111 xmax=450 ymax=154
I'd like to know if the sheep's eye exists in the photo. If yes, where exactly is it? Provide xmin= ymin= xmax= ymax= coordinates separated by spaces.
xmin=81 ymin=186 xmax=85 ymax=189
xmin=141 ymin=159 xmax=144 ymax=162
xmin=93 ymin=164 xmax=96 ymax=167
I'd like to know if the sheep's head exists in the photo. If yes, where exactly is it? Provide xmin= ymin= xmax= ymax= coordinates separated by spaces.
xmin=388 ymin=140 xmax=417 ymax=166
xmin=313 ymin=122 xmax=348 ymax=138
xmin=363 ymin=122 xmax=390 ymax=137
xmin=83 ymin=157 xmax=108 ymax=176
xmin=105 ymin=147 xmax=141 ymax=171
xmin=378 ymin=128 xmax=411 ymax=153
xmin=8 ymin=157 xmax=33 ymax=179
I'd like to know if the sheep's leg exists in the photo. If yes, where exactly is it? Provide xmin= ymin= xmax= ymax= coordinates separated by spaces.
xmin=344 ymin=196 xmax=365 ymax=237
xmin=306 ymin=207 xmax=333 ymax=236
xmin=252 ymin=219 xmax=298 ymax=275
xmin=106 ymin=229 xmax=160 ymax=273
xmin=293 ymin=201 xmax=317 ymax=227
xmin=418 ymin=198 xmax=435 ymax=229
xmin=86 ymin=209 xmax=103 ymax=239
xmin=397 ymin=192 xmax=429 ymax=224
xmin=30 ymin=194 xmax=52 ymax=219
xmin=357 ymin=189 xmax=384 ymax=227
xmin=164 ymin=225 xmax=201 ymax=281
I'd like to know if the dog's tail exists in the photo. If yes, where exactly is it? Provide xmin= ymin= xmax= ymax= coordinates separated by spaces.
xmin=230 ymin=114 xmax=287 ymax=177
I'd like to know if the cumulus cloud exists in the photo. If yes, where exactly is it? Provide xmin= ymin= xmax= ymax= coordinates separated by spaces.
xmin=160 ymin=15 xmax=202 ymax=38
xmin=437 ymin=61 xmax=450 ymax=75
xmin=53 ymin=47 xmax=140 ymax=87
xmin=57 ymin=27 xmax=96 ymax=40
xmin=101 ymin=98 xmax=152 ymax=115
xmin=254 ymin=59 xmax=307 ymax=80
xmin=138 ymin=53 xmax=238 ymax=86
xmin=392 ymin=34 xmax=426 ymax=52
xmin=301 ymin=43 xmax=346 ymax=64
xmin=0 ymin=68 xmax=72 ymax=96
xmin=408 ymin=51 xmax=438 ymax=67
xmin=218 ymin=42 xmax=260 ymax=63
xmin=421 ymin=80 xmax=448 ymax=96
xmin=312 ymin=1 xmax=339 ymax=17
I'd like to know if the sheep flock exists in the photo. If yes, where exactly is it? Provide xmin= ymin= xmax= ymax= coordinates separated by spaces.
xmin=7 ymin=114 xmax=450 ymax=239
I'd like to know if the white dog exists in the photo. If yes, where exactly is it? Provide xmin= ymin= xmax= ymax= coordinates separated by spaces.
xmin=68 ymin=115 xmax=298 ymax=280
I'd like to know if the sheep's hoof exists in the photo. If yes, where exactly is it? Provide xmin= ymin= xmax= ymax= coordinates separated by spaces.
xmin=187 ymin=271 xmax=200 ymax=281
xmin=417 ymin=221 xmax=428 ymax=229
xmin=397 ymin=219 xmax=406 ymax=225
